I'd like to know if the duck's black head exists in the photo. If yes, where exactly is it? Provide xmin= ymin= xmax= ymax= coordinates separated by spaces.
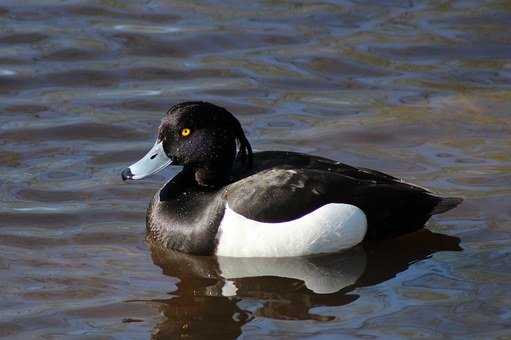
xmin=121 ymin=101 xmax=252 ymax=186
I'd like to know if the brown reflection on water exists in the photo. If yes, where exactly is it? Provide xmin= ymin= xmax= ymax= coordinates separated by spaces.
xmin=148 ymin=230 xmax=461 ymax=338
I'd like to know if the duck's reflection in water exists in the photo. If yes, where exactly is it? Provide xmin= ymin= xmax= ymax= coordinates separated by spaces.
xmin=148 ymin=230 xmax=461 ymax=339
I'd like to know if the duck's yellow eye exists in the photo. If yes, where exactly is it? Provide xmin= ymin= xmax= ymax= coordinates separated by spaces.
xmin=181 ymin=128 xmax=191 ymax=137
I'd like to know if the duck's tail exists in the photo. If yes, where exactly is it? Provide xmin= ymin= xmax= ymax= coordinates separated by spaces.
xmin=431 ymin=196 xmax=463 ymax=215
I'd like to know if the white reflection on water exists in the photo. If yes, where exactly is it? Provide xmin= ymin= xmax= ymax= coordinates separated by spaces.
xmin=218 ymin=248 xmax=366 ymax=295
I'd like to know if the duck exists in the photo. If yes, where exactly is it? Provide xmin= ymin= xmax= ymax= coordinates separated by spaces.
xmin=121 ymin=101 xmax=462 ymax=257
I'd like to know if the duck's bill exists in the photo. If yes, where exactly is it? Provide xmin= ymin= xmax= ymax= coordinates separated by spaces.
xmin=121 ymin=141 xmax=172 ymax=181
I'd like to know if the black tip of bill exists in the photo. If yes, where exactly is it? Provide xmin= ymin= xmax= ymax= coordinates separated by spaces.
xmin=121 ymin=168 xmax=133 ymax=181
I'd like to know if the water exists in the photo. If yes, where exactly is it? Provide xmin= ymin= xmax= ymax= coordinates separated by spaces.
xmin=1 ymin=0 xmax=510 ymax=338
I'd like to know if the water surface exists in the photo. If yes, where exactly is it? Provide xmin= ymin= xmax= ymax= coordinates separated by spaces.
xmin=1 ymin=0 xmax=511 ymax=338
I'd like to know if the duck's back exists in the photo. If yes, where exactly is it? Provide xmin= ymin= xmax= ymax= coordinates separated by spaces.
xmin=226 ymin=151 xmax=461 ymax=239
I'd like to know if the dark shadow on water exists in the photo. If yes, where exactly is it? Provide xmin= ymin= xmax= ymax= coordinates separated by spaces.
xmin=147 ymin=229 xmax=461 ymax=339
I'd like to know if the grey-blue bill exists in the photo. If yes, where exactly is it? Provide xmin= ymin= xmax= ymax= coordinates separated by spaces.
xmin=121 ymin=141 xmax=172 ymax=181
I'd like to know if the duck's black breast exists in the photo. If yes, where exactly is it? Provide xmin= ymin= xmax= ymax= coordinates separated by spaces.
xmin=146 ymin=171 xmax=226 ymax=255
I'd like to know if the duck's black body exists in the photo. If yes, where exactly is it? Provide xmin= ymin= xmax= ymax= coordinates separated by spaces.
xmin=123 ymin=102 xmax=462 ymax=256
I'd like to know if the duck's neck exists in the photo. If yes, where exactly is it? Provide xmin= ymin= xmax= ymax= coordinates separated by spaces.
xmin=159 ymin=164 xmax=230 ymax=201
xmin=186 ymin=161 xmax=234 ymax=188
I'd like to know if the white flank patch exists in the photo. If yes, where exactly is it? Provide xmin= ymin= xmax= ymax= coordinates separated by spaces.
xmin=215 ymin=203 xmax=367 ymax=257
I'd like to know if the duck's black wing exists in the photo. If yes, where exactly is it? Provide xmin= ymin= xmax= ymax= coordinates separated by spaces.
xmin=226 ymin=151 xmax=462 ymax=239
